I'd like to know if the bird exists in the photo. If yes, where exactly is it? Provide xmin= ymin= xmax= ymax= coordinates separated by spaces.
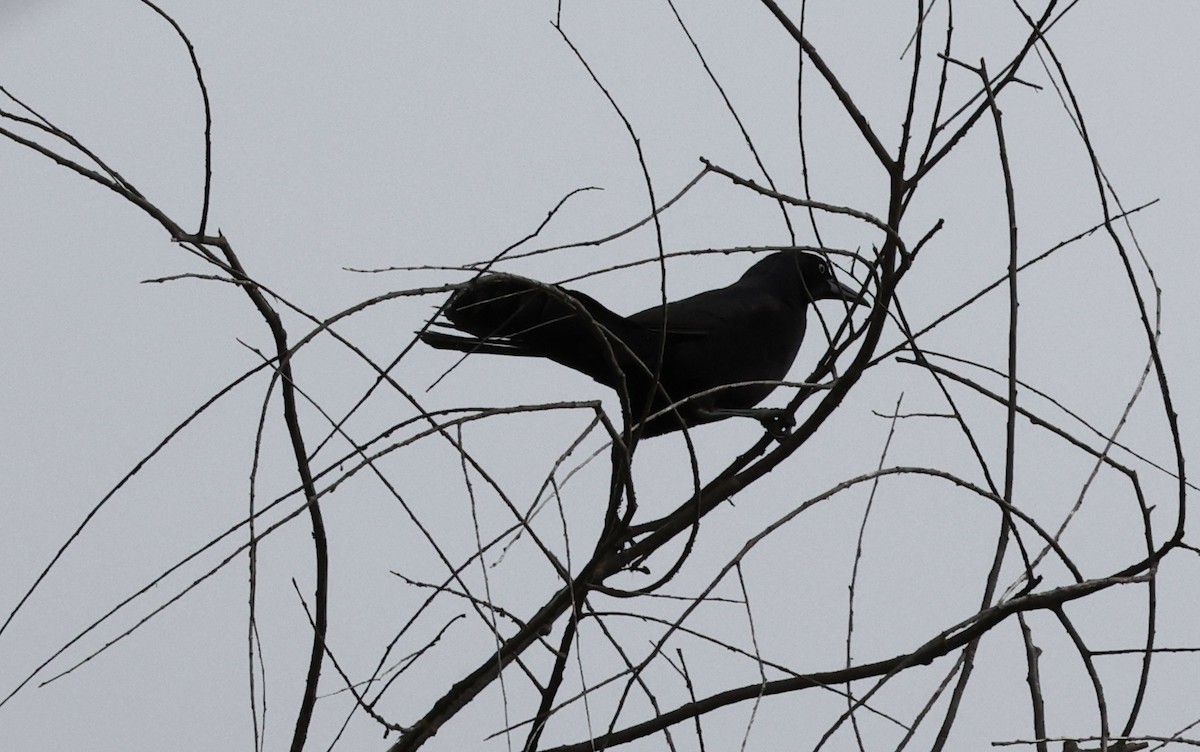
xmin=419 ymin=251 xmax=861 ymax=437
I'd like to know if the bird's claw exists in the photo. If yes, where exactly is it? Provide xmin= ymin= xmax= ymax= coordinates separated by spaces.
xmin=759 ymin=410 xmax=795 ymax=440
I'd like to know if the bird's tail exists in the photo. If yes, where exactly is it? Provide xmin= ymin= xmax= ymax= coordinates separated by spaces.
xmin=419 ymin=275 xmax=635 ymax=386
xmin=418 ymin=328 xmax=524 ymax=356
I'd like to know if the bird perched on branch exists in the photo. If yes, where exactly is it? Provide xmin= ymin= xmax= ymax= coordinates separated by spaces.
xmin=420 ymin=251 xmax=861 ymax=437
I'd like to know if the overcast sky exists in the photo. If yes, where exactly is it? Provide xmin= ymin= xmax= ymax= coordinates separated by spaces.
xmin=2 ymin=3 xmax=1198 ymax=751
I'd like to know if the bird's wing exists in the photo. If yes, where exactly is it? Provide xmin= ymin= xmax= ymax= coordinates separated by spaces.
xmin=627 ymin=286 xmax=761 ymax=337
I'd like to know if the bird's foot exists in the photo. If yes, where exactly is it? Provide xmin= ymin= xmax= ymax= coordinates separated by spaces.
xmin=758 ymin=409 xmax=795 ymax=440
xmin=703 ymin=406 xmax=795 ymax=440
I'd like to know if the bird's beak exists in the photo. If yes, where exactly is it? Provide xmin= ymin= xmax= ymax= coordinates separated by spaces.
xmin=819 ymin=278 xmax=867 ymax=306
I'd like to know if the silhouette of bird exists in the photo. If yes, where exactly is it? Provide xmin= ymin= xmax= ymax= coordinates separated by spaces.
xmin=420 ymin=251 xmax=861 ymax=437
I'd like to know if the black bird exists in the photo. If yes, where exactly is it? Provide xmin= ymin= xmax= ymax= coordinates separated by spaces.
xmin=420 ymin=251 xmax=861 ymax=437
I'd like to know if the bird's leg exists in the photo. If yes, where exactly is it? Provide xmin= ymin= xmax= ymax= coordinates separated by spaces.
xmin=703 ymin=407 xmax=796 ymax=440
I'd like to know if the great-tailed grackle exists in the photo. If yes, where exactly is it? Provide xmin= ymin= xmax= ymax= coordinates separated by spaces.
xmin=420 ymin=251 xmax=861 ymax=437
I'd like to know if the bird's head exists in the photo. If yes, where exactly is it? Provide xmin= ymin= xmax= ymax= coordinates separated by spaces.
xmin=742 ymin=251 xmax=864 ymax=306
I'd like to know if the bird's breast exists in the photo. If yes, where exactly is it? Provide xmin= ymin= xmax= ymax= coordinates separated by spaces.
xmin=657 ymin=304 xmax=807 ymax=409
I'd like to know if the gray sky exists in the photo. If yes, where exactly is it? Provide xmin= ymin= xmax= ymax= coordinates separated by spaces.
xmin=2 ymin=3 xmax=1198 ymax=751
